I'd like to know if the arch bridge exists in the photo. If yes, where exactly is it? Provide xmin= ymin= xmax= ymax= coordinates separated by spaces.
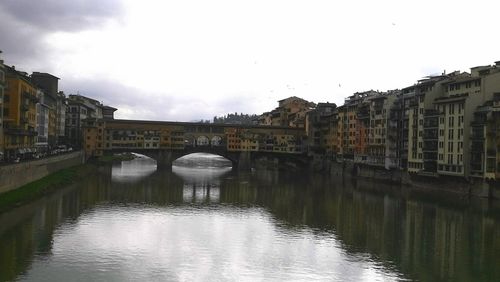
xmin=83 ymin=119 xmax=309 ymax=169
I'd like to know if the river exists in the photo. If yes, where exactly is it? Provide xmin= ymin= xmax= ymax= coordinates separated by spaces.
xmin=0 ymin=153 xmax=498 ymax=281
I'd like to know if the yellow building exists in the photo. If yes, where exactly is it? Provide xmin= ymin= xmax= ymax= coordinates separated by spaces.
xmin=366 ymin=92 xmax=397 ymax=167
xmin=225 ymin=127 xmax=242 ymax=151
xmin=259 ymin=96 xmax=315 ymax=128
xmin=3 ymin=66 xmax=38 ymax=160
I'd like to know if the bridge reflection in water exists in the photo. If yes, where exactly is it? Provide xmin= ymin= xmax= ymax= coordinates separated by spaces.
xmin=111 ymin=153 xmax=157 ymax=183
xmin=173 ymin=153 xmax=232 ymax=203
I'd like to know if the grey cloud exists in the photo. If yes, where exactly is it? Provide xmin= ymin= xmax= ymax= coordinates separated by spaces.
xmin=0 ymin=0 xmax=124 ymax=32
xmin=0 ymin=12 xmax=43 ymax=66
xmin=0 ymin=0 xmax=124 ymax=66
xmin=60 ymin=77 xmax=203 ymax=121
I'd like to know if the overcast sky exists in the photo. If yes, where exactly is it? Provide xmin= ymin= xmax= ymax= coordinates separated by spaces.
xmin=1 ymin=0 xmax=499 ymax=121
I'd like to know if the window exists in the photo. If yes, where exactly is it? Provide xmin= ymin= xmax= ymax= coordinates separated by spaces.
xmin=449 ymin=117 xmax=454 ymax=127
xmin=448 ymin=142 xmax=453 ymax=152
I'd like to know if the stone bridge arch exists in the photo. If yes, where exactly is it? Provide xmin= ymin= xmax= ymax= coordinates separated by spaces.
xmin=107 ymin=148 xmax=309 ymax=171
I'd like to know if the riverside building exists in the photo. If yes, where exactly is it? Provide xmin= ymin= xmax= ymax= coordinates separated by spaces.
xmin=3 ymin=66 xmax=38 ymax=160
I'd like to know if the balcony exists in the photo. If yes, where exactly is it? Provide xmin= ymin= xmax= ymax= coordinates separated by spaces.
xmin=486 ymin=128 xmax=497 ymax=136
xmin=21 ymin=91 xmax=39 ymax=103
xmin=424 ymin=109 xmax=439 ymax=117
xmin=423 ymin=152 xmax=437 ymax=161
xmin=357 ymin=112 xmax=369 ymax=119
xmin=423 ymin=143 xmax=438 ymax=152
xmin=5 ymin=126 xmax=37 ymax=136
xmin=470 ymin=163 xmax=483 ymax=173
xmin=471 ymin=145 xmax=484 ymax=153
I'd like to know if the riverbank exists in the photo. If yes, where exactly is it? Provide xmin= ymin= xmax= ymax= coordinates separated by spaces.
xmin=0 ymin=164 xmax=96 ymax=213
xmin=308 ymin=154 xmax=500 ymax=200
xmin=0 ymin=151 xmax=84 ymax=194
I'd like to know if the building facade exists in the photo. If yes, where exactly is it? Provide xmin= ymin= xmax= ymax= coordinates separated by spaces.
xmin=56 ymin=91 xmax=67 ymax=144
xmin=35 ymin=89 xmax=50 ymax=152
xmin=258 ymin=96 xmax=315 ymax=128
xmin=3 ymin=66 xmax=38 ymax=160
xmin=66 ymin=94 xmax=105 ymax=149
xmin=31 ymin=72 xmax=61 ymax=148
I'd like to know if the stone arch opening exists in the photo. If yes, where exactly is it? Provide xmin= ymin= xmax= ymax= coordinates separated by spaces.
xmin=196 ymin=136 xmax=209 ymax=146
xmin=211 ymin=136 xmax=223 ymax=146
xmin=184 ymin=135 xmax=196 ymax=147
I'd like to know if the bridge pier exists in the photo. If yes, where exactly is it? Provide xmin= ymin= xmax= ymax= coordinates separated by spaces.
xmin=155 ymin=150 xmax=174 ymax=167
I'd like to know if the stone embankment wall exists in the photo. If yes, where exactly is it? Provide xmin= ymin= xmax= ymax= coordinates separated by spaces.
xmin=0 ymin=151 xmax=84 ymax=194
xmin=309 ymin=153 xmax=499 ymax=199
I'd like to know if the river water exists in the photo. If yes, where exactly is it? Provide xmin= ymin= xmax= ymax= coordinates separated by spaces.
xmin=0 ymin=153 xmax=498 ymax=282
